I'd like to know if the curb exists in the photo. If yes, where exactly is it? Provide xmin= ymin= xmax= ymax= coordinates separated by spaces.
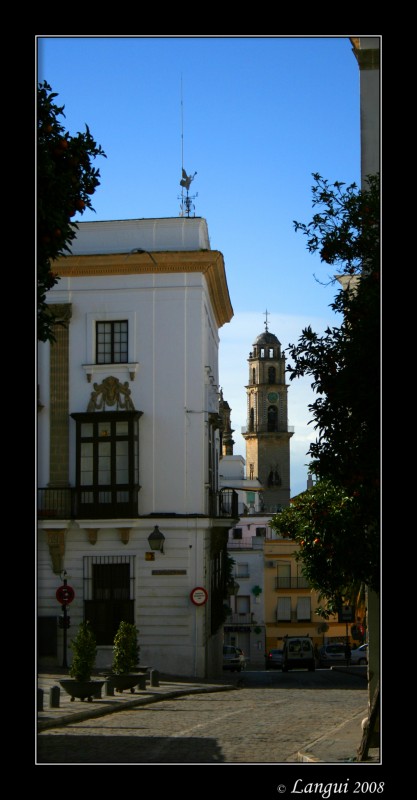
xmin=38 ymin=683 xmax=236 ymax=732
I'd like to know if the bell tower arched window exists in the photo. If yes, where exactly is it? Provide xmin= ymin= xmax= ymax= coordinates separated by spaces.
xmin=267 ymin=405 xmax=278 ymax=432
xmin=252 ymin=368 xmax=256 ymax=385
xmin=268 ymin=366 xmax=276 ymax=384
xmin=249 ymin=407 xmax=255 ymax=432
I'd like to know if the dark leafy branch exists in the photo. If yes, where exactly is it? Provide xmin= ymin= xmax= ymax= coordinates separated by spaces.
xmin=270 ymin=173 xmax=380 ymax=609
xmin=37 ymin=81 xmax=106 ymax=342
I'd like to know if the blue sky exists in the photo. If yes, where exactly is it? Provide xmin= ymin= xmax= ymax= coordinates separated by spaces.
xmin=37 ymin=35 xmax=361 ymax=498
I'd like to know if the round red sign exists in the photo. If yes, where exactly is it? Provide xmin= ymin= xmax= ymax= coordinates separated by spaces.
xmin=190 ymin=587 xmax=208 ymax=606
xmin=56 ymin=585 xmax=75 ymax=605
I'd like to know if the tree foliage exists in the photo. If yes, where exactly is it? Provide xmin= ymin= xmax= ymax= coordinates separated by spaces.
xmin=69 ymin=620 xmax=97 ymax=681
xmin=270 ymin=173 xmax=380 ymax=608
xmin=37 ymin=81 xmax=106 ymax=342
xmin=112 ymin=621 xmax=140 ymax=675
xmin=270 ymin=480 xmax=378 ymax=616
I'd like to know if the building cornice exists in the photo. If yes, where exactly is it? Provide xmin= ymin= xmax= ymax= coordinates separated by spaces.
xmin=52 ymin=250 xmax=234 ymax=328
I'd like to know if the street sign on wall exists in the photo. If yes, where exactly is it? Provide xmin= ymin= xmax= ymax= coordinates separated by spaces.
xmin=190 ymin=587 xmax=208 ymax=606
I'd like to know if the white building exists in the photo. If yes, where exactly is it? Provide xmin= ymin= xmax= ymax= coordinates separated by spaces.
xmin=225 ymin=516 xmax=274 ymax=668
xmin=37 ymin=216 xmax=237 ymax=678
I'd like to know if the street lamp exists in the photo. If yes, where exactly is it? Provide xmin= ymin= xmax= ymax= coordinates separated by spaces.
xmin=148 ymin=526 xmax=165 ymax=554
xmin=128 ymin=248 xmax=158 ymax=266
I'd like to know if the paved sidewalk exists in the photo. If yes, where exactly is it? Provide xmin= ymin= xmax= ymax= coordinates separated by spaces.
xmin=37 ymin=670 xmax=235 ymax=732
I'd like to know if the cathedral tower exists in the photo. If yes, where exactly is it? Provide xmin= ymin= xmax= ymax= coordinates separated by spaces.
xmin=242 ymin=314 xmax=293 ymax=511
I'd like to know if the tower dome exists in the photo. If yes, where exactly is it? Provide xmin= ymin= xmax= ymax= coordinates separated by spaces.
xmin=253 ymin=330 xmax=281 ymax=347
xmin=250 ymin=329 xmax=282 ymax=360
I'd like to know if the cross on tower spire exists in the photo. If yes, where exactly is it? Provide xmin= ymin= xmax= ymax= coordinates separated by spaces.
xmin=264 ymin=309 xmax=269 ymax=332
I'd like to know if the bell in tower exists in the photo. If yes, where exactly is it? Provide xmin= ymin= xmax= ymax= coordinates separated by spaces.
xmin=242 ymin=311 xmax=293 ymax=512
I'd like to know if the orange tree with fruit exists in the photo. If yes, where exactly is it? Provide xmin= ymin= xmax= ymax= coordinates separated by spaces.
xmin=270 ymin=173 xmax=380 ymax=615
xmin=37 ymin=81 xmax=106 ymax=342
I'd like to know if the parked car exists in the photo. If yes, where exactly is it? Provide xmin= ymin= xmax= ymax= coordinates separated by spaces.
xmin=223 ymin=645 xmax=246 ymax=672
xmin=318 ymin=642 xmax=347 ymax=668
xmin=282 ymin=637 xmax=315 ymax=672
xmin=350 ymin=643 xmax=368 ymax=665
xmin=265 ymin=648 xmax=283 ymax=670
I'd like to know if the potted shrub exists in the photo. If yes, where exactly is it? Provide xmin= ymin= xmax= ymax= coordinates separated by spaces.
xmin=59 ymin=621 xmax=105 ymax=702
xmin=108 ymin=621 xmax=142 ymax=693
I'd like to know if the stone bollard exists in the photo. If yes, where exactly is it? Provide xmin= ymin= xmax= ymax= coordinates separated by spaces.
xmin=137 ymin=675 xmax=147 ymax=690
xmin=149 ymin=669 xmax=159 ymax=687
xmin=49 ymin=685 xmax=61 ymax=708
xmin=38 ymin=688 xmax=44 ymax=712
xmin=105 ymin=680 xmax=115 ymax=696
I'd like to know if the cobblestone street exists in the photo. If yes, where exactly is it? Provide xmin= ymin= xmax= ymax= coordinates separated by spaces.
xmin=37 ymin=682 xmax=367 ymax=764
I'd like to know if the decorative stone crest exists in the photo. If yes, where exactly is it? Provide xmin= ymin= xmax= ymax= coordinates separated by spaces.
xmin=46 ymin=530 xmax=66 ymax=574
xmin=87 ymin=376 xmax=135 ymax=411
xmin=118 ymin=528 xmax=131 ymax=545
xmin=86 ymin=529 xmax=98 ymax=545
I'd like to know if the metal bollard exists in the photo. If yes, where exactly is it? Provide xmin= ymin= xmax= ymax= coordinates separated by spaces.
xmin=38 ymin=688 xmax=44 ymax=712
xmin=49 ymin=685 xmax=61 ymax=708
xmin=137 ymin=675 xmax=147 ymax=690
xmin=105 ymin=680 xmax=115 ymax=696
xmin=149 ymin=669 xmax=159 ymax=687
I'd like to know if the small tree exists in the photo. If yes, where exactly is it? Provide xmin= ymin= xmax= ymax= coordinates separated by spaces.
xmin=69 ymin=621 xmax=97 ymax=681
xmin=37 ymin=81 xmax=106 ymax=342
xmin=270 ymin=480 xmax=377 ymax=615
xmin=112 ymin=621 xmax=140 ymax=675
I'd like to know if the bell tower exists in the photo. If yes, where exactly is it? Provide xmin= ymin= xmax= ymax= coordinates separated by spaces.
xmin=242 ymin=312 xmax=293 ymax=511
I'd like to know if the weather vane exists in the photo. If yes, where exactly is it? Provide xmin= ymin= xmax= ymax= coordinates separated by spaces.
xmin=179 ymin=168 xmax=198 ymax=217
xmin=178 ymin=76 xmax=198 ymax=217
xmin=264 ymin=309 xmax=269 ymax=332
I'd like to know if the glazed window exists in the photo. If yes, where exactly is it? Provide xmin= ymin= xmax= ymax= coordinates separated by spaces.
xmin=96 ymin=321 xmax=128 ymax=364
xmin=72 ymin=411 xmax=141 ymax=519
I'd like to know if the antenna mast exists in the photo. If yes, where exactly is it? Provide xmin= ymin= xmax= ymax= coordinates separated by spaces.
xmin=178 ymin=75 xmax=198 ymax=217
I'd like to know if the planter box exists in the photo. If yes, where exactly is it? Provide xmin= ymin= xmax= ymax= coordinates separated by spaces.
xmin=59 ymin=679 xmax=105 ymax=702
xmin=106 ymin=674 xmax=144 ymax=693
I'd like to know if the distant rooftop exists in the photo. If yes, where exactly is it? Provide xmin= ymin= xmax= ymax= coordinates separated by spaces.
xmin=68 ymin=217 xmax=210 ymax=255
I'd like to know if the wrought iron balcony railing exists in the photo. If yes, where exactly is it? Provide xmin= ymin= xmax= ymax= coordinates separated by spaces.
xmin=37 ymin=488 xmax=74 ymax=519
xmin=275 ymin=576 xmax=310 ymax=589
xmin=38 ymin=486 xmax=239 ymax=520
xmin=209 ymin=489 xmax=239 ymax=519
xmin=226 ymin=613 xmax=254 ymax=624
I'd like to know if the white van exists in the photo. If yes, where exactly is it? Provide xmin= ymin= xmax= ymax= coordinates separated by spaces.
xmin=282 ymin=636 xmax=315 ymax=672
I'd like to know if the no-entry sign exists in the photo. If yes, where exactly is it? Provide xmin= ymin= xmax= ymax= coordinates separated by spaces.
xmin=56 ymin=585 xmax=75 ymax=605
xmin=190 ymin=587 xmax=208 ymax=606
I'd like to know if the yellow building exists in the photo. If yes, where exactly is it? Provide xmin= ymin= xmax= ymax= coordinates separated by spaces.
xmin=263 ymin=536 xmax=349 ymax=653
